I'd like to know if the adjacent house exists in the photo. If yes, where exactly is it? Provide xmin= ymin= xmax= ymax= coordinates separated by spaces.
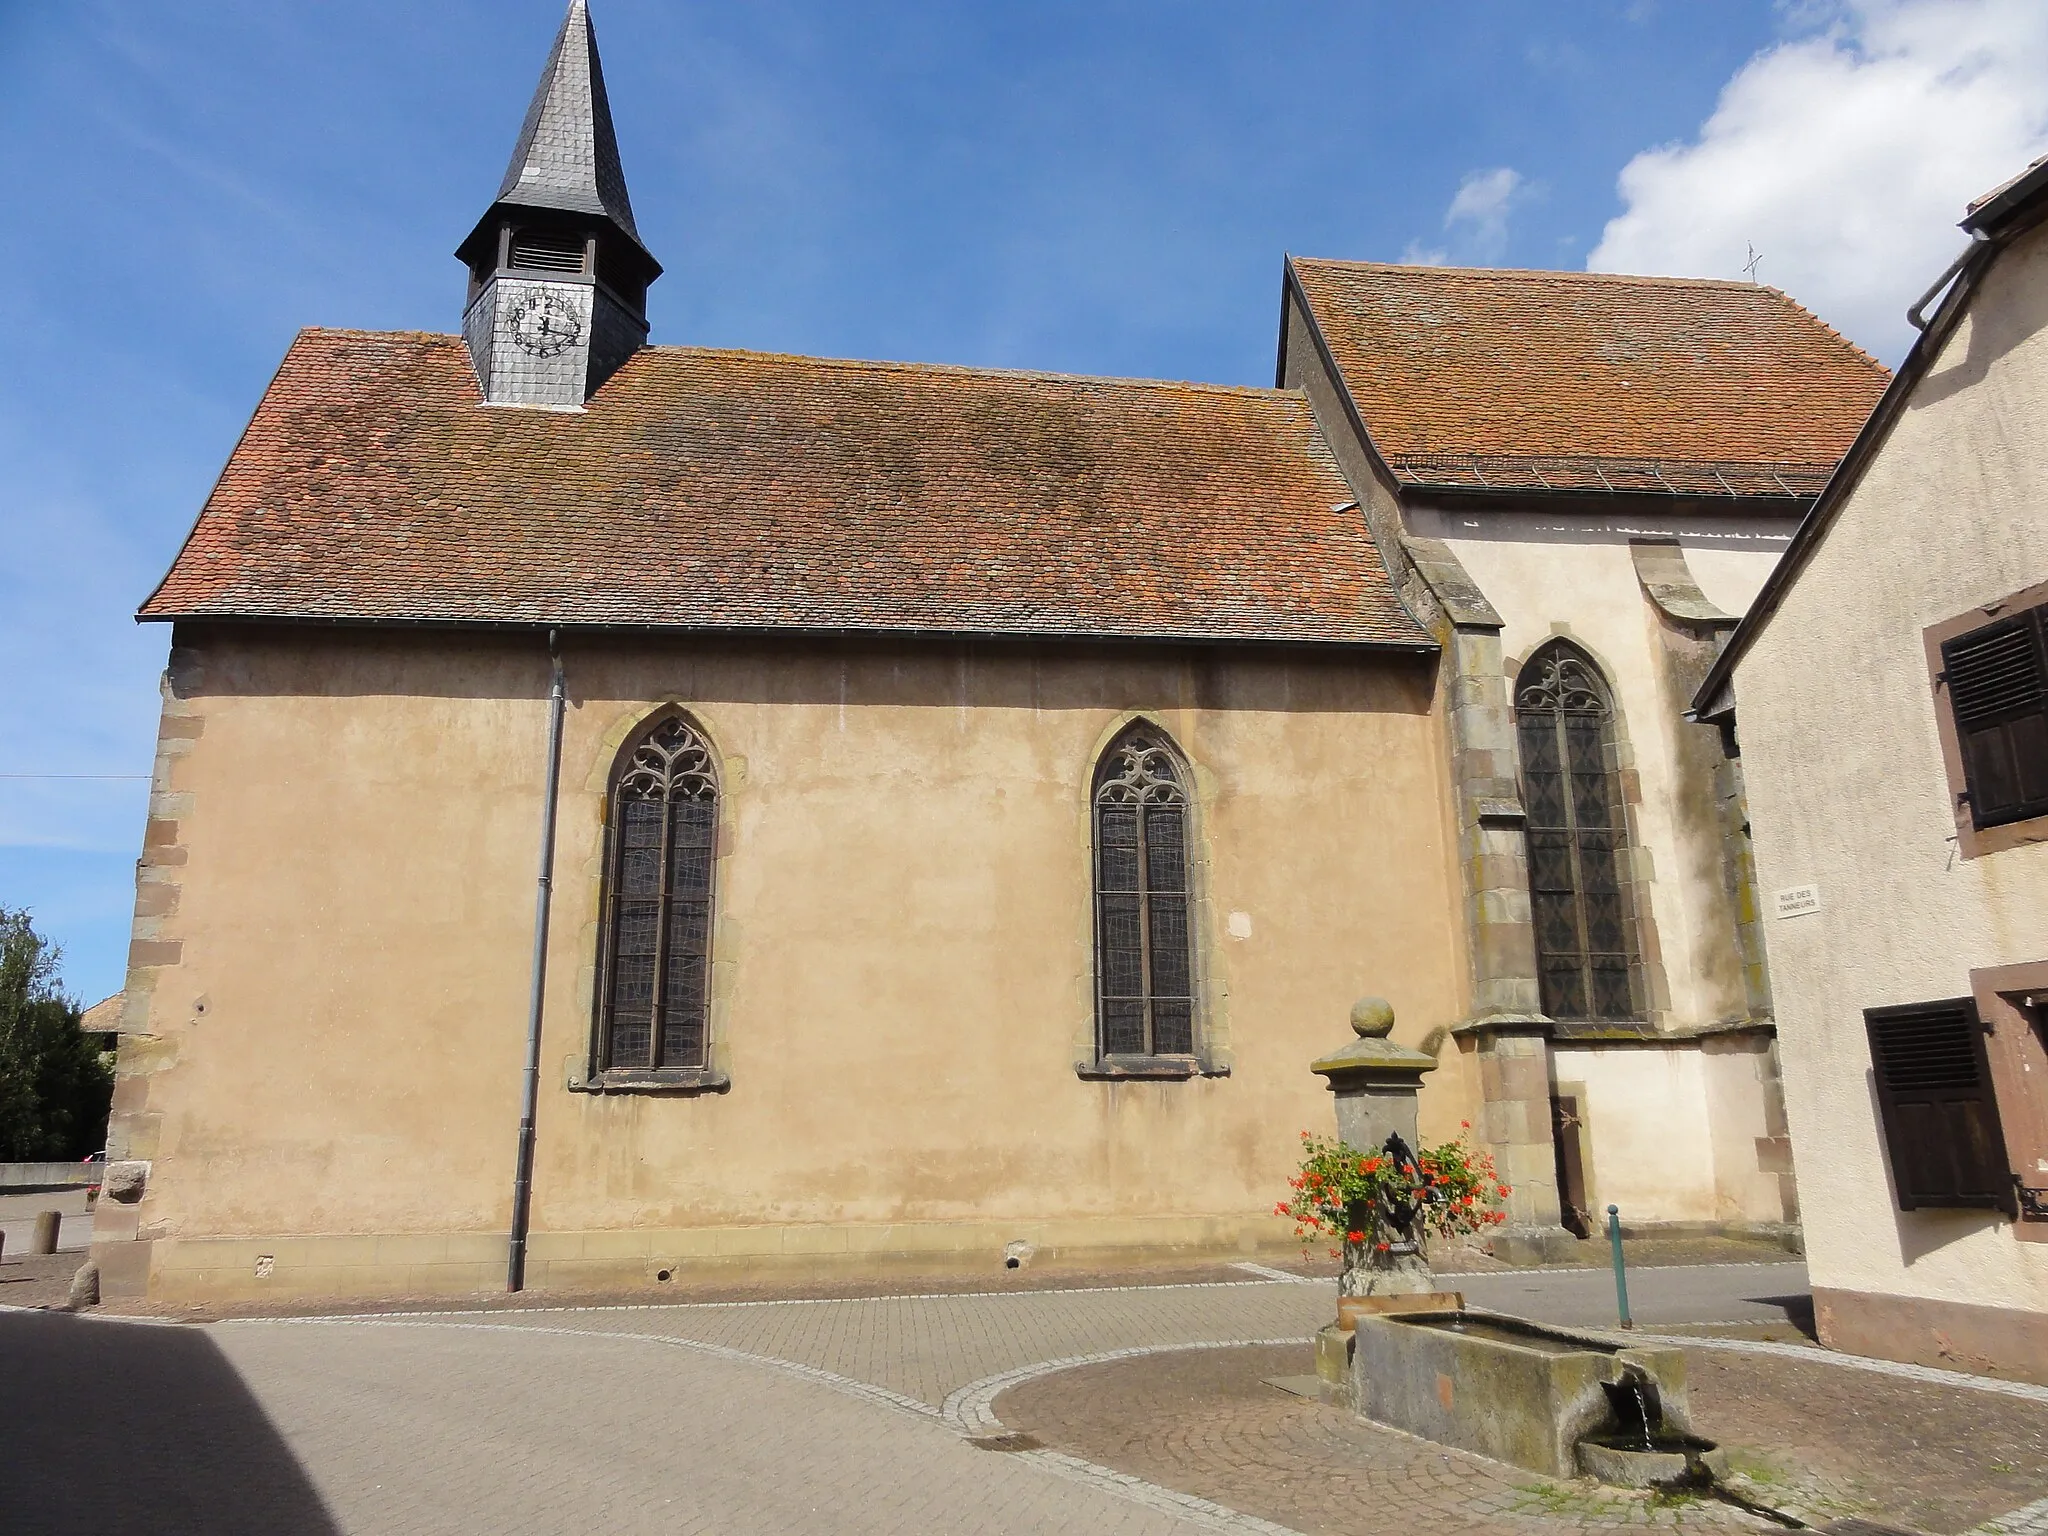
xmin=1693 ymin=155 xmax=2048 ymax=1379
xmin=92 ymin=1 xmax=1889 ymax=1302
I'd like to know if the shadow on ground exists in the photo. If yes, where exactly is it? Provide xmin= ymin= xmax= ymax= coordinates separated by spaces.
xmin=0 ymin=1312 xmax=339 ymax=1536
xmin=1749 ymin=1292 xmax=1817 ymax=1338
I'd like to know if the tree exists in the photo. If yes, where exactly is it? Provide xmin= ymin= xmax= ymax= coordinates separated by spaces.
xmin=0 ymin=908 xmax=113 ymax=1161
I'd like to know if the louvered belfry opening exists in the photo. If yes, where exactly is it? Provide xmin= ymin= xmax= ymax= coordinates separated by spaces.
xmin=1516 ymin=642 xmax=1637 ymax=1022
xmin=508 ymin=226 xmax=588 ymax=274
xmin=1865 ymin=999 xmax=2013 ymax=1212
xmin=600 ymin=716 xmax=717 ymax=1072
xmin=1941 ymin=604 xmax=2048 ymax=830
xmin=1094 ymin=727 xmax=1196 ymax=1059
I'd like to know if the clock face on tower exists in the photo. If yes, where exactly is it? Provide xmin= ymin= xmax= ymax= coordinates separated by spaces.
xmin=508 ymin=292 xmax=583 ymax=357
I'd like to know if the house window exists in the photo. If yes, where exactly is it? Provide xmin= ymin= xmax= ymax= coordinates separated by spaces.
xmin=1929 ymin=587 xmax=2048 ymax=856
xmin=1865 ymin=999 xmax=2013 ymax=1213
xmin=1094 ymin=726 xmax=1196 ymax=1061
xmin=1515 ymin=642 xmax=1637 ymax=1022
xmin=595 ymin=714 xmax=717 ymax=1079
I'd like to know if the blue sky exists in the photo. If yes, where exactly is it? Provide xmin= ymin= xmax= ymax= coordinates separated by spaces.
xmin=1 ymin=0 xmax=2042 ymax=1004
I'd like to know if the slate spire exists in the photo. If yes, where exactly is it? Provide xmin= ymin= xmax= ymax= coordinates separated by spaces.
xmin=457 ymin=0 xmax=661 ymax=409
xmin=492 ymin=0 xmax=644 ymax=250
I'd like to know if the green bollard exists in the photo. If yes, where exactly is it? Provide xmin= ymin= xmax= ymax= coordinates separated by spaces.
xmin=1606 ymin=1203 xmax=1632 ymax=1330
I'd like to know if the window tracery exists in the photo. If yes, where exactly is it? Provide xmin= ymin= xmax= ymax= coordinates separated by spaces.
xmin=1515 ymin=644 xmax=1637 ymax=1022
xmin=599 ymin=715 xmax=718 ymax=1073
xmin=1093 ymin=727 xmax=1196 ymax=1059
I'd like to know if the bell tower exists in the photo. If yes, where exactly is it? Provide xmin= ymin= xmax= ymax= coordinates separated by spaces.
xmin=457 ymin=0 xmax=661 ymax=409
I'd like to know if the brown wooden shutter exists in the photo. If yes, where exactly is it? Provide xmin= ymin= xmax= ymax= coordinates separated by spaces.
xmin=1865 ymin=999 xmax=2013 ymax=1212
xmin=1973 ymin=983 xmax=2048 ymax=1228
xmin=1941 ymin=608 xmax=2048 ymax=830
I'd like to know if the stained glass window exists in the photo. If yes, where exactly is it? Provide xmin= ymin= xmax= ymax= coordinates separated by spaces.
xmin=1093 ymin=727 xmax=1196 ymax=1058
xmin=600 ymin=715 xmax=718 ymax=1071
xmin=1515 ymin=644 xmax=1636 ymax=1022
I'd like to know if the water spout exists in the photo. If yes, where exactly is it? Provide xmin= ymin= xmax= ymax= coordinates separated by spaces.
xmin=1599 ymin=1373 xmax=1663 ymax=1452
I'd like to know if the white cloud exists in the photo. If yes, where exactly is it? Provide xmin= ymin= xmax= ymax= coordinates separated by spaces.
xmin=1589 ymin=0 xmax=2048 ymax=362
xmin=1444 ymin=167 xmax=1525 ymax=261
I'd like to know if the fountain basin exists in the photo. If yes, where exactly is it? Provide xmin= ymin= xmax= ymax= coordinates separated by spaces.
xmin=1577 ymin=1432 xmax=1729 ymax=1489
xmin=1350 ymin=1310 xmax=1698 ymax=1480
xmin=1336 ymin=1291 xmax=1465 ymax=1331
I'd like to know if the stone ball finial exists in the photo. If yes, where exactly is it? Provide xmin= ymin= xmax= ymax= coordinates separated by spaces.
xmin=1350 ymin=997 xmax=1395 ymax=1039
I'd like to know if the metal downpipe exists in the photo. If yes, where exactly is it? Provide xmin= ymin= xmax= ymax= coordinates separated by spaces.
xmin=508 ymin=629 xmax=566 ymax=1292
xmin=1906 ymin=231 xmax=1990 ymax=332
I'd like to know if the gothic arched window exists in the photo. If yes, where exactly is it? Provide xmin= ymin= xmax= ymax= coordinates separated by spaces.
xmin=1093 ymin=726 xmax=1196 ymax=1059
xmin=1515 ymin=644 xmax=1637 ymax=1022
xmin=597 ymin=714 xmax=718 ymax=1073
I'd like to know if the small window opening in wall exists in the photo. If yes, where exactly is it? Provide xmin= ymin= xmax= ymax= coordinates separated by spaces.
xmin=509 ymin=228 xmax=587 ymax=274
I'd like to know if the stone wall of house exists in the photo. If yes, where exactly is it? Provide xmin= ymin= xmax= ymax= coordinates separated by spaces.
xmin=93 ymin=625 xmax=1476 ymax=1301
xmin=1732 ymin=217 xmax=2048 ymax=1368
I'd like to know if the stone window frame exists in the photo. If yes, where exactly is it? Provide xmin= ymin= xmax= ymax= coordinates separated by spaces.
xmin=1507 ymin=636 xmax=1662 ymax=1027
xmin=1076 ymin=715 xmax=1226 ymax=1081
xmin=1924 ymin=577 xmax=2048 ymax=860
xmin=575 ymin=705 xmax=733 ymax=1096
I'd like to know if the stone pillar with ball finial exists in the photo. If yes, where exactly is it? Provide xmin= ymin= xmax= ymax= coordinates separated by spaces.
xmin=1311 ymin=998 xmax=1459 ymax=1308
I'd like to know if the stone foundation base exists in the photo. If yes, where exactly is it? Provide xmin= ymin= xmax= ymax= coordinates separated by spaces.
xmin=1485 ymin=1225 xmax=1586 ymax=1266
xmin=1616 ymin=1219 xmax=1802 ymax=1253
xmin=1813 ymin=1286 xmax=2048 ymax=1386
xmin=92 ymin=1213 xmax=1302 ymax=1305
xmin=1484 ymin=1220 xmax=1803 ymax=1266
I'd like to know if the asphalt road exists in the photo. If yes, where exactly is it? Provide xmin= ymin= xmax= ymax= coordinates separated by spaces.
xmin=1456 ymin=1258 xmax=1808 ymax=1329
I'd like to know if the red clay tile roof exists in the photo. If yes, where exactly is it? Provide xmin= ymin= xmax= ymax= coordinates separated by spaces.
xmin=143 ymin=330 xmax=1427 ymax=648
xmin=1289 ymin=260 xmax=1889 ymax=497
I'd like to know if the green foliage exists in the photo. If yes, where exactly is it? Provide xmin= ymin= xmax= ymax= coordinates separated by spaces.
xmin=0 ymin=908 xmax=113 ymax=1161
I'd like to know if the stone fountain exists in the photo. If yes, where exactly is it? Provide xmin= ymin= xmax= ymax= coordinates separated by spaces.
xmin=1350 ymin=1311 xmax=1722 ymax=1482
xmin=1305 ymin=1000 xmax=1726 ymax=1489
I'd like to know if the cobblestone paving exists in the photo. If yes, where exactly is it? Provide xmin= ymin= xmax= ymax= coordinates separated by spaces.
xmin=995 ymin=1339 xmax=2048 ymax=1536
xmin=269 ymin=1278 xmax=1338 ymax=1409
xmin=1683 ymin=1347 xmax=2048 ymax=1533
xmin=996 ymin=1343 xmax=1759 ymax=1535
xmin=254 ymin=1261 xmax=1813 ymax=1411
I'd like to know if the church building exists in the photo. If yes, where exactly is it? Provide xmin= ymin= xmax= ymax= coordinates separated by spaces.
xmin=91 ymin=2 xmax=1887 ymax=1302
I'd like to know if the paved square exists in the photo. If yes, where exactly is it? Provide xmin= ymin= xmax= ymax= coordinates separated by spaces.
xmin=7 ymin=1261 xmax=2045 ymax=1535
